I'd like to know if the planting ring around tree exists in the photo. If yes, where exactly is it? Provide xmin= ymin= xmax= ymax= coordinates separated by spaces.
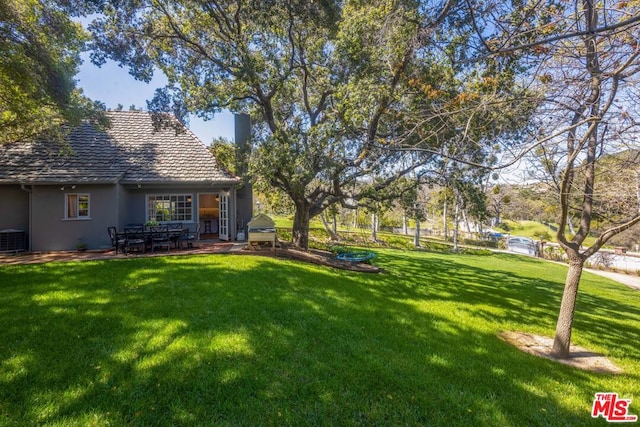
xmin=336 ymin=251 xmax=376 ymax=263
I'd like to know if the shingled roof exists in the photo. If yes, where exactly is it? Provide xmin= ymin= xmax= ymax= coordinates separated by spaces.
xmin=0 ymin=110 xmax=240 ymax=185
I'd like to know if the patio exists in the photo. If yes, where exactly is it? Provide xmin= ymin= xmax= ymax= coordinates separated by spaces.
xmin=0 ymin=240 xmax=246 ymax=266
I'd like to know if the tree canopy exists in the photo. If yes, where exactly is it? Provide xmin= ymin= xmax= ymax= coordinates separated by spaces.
xmin=0 ymin=0 xmax=103 ymax=143
xmin=89 ymin=0 xmax=532 ymax=249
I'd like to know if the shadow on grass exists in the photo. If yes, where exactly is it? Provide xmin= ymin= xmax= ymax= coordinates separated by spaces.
xmin=0 ymin=251 xmax=638 ymax=426
xmin=375 ymin=250 xmax=640 ymax=357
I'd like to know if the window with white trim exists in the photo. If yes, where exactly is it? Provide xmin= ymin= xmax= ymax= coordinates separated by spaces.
xmin=65 ymin=193 xmax=90 ymax=219
xmin=147 ymin=194 xmax=193 ymax=222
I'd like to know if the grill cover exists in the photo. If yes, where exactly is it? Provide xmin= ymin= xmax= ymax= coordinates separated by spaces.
xmin=247 ymin=214 xmax=276 ymax=250
xmin=247 ymin=214 xmax=275 ymax=231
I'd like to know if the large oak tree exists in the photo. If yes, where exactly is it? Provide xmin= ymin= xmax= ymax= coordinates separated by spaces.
xmin=89 ymin=0 xmax=529 ymax=249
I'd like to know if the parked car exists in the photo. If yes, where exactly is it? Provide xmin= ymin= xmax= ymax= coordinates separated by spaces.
xmin=485 ymin=231 xmax=505 ymax=241
xmin=507 ymin=236 xmax=537 ymax=256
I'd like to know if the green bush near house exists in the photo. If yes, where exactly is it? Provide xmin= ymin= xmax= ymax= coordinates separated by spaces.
xmin=0 ymin=251 xmax=638 ymax=425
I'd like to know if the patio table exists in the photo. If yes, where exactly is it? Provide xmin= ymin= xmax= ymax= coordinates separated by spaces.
xmin=116 ymin=227 xmax=190 ymax=253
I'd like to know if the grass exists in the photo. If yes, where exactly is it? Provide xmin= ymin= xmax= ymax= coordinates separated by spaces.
xmin=271 ymin=216 xmax=464 ymax=253
xmin=270 ymin=215 xmax=325 ymax=230
xmin=500 ymin=220 xmax=601 ymax=247
xmin=500 ymin=220 xmax=555 ymax=240
xmin=0 ymin=250 xmax=639 ymax=426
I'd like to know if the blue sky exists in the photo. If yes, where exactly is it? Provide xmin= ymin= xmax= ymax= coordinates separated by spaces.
xmin=76 ymin=53 xmax=236 ymax=144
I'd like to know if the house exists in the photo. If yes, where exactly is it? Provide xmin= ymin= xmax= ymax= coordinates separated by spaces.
xmin=0 ymin=110 xmax=252 ymax=252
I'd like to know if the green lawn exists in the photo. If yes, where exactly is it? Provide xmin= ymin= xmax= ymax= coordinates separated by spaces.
xmin=499 ymin=220 xmax=601 ymax=247
xmin=0 ymin=250 xmax=638 ymax=426
xmin=501 ymin=220 xmax=555 ymax=239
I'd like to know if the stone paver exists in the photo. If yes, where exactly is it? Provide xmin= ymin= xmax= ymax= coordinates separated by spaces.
xmin=0 ymin=241 xmax=246 ymax=266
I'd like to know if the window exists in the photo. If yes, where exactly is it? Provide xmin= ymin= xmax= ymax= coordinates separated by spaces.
xmin=65 ymin=193 xmax=90 ymax=219
xmin=148 ymin=194 xmax=193 ymax=222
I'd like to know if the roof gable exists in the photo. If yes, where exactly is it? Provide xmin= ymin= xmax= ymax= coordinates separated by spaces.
xmin=0 ymin=111 xmax=239 ymax=185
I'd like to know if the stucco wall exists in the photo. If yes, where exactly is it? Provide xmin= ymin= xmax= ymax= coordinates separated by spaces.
xmin=25 ymin=184 xmax=247 ymax=251
xmin=0 ymin=185 xmax=29 ymax=231
xmin=121 ymin=188 xmax=147 ymax=226
xmin=31 ymin=184 xmax=119 ymax=251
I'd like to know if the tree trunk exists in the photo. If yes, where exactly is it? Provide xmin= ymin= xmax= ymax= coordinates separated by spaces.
xmin=552 ymin=255 xmax=584 ymax=358
xmin=319 ymin=212 xmax=339 ymax=241
xmin=414 ymin=217 xmax=421 ymax=247
xmin=371 ymin=212 xmax=378 ymax=241
xmin=443 ymin=199 xmax=449 ymax=240
xmin=462 ymin=208 xmax=471 ymax=233
xmin=453 ymin=195 xmax=460 ymax=252
xmin=292 ymin=203 xmax=311 ymax=249
xmin=402 ymin=211 xmax=408 ymax=235
xmin=332 ymin=211 xmax=338 ymax=237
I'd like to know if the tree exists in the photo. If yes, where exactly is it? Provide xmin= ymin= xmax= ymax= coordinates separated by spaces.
xmin=89 ymin=0 xmax=409 ymax=248
xmin=437 ymin=185 xmax=453 ymax=240
xmin=209 ymin=137 xmax=236 ymax=175
xmin=398 ymin=179 xmax=427 ymax=246
xmin=319 ymin=204 xmax=340 ymax=242
xmin=538 ymin=2 xmax=640 ymax=357
xmin=89 ymin=0 xmax=531 ymax=249
xmin=358 ymin=176 xmax=409 ymax=242
xmin=594 ymin=151 xmax=640 ymax=249
xmin=0 ymin=0 xmax=103 ymax=143
xmin=489 ymin=185 xmax=510 ymax=226
xmin=502 ymin=184 xmax=555 ymax=224
xmin=489 ymin=0 xmax=640 ymax=357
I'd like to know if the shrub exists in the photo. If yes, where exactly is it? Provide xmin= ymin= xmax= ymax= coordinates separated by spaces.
xmin=496 ymin=222 xmax=510 ymax=232
xmin=533 ymin=231 xmax=552 ymax=241
xmin=544 ymin=246 xmax=564 ymax=261
xmin=462 ymin=238 xmax=498 ymax=249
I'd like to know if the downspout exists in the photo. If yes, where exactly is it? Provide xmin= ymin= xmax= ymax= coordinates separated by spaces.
xmin=20 ymin=184 xmax=32 ymax=251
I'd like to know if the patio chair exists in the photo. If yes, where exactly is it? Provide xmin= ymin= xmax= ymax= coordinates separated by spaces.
xmin=124 ymin=227 xmax=146 ymax=254
xmin=181 ymin=224 xmax=200 ymax=248
xmin=167 ymin=222 xmax=183 ymax=248
xmin=107 ymin=227 xmax=126 ymax=254
xmin=150 ymin=226 xmax=171 ymax=253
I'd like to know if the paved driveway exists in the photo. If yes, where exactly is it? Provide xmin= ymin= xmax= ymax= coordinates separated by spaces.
xmin=585 ymin=268 xmax=640 ymax=291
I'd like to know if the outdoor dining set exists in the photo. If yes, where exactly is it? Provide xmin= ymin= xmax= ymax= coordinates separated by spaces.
xmin=107 ymin=223 xmax=200 ymax=255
